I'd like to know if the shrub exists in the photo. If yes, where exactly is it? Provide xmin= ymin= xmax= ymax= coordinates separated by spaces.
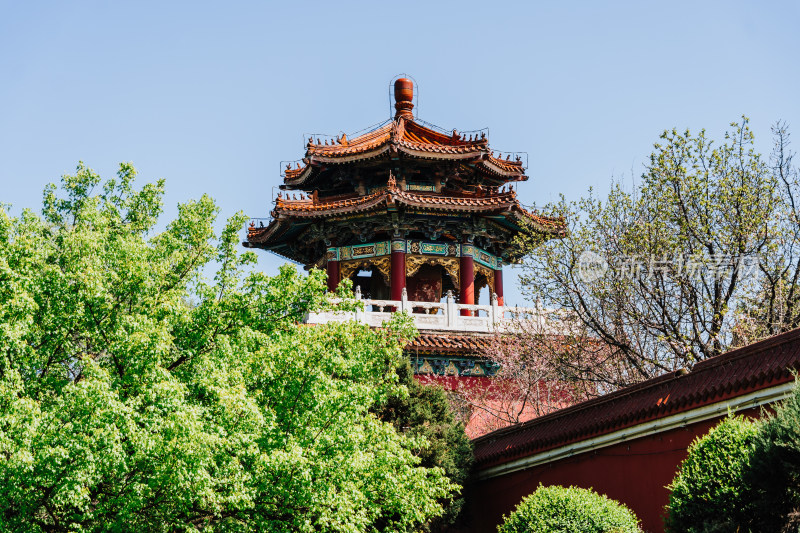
xmin=498 ymin=484 xmax=642 ymax=533
xmin=665 ymin=415 xmax=759 ymax=533
xmin=746 ymin=380 xmax=800 ymax=532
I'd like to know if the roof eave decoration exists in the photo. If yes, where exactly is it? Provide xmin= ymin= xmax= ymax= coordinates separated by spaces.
xmin=481 ymin=156 xmax=527 ymax=178
xmin=283 ymin=159 xmax=312 ymax=180
xmin=312 ymin=145 xmax=392 ymax=165
xmin=397 ymin=144 xmax=483 ymax=161
xmin=281 ymin=80 xmax=527 ymax=187
xmin=248 ymin=187 xmax=564 ymax=240
xmin=246 ymin=218 xmax=288 ymax=245
xmin=267 ymin=185 xmax=529 ymax=215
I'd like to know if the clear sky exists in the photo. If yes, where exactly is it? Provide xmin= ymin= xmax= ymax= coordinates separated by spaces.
xmin=2 ymin=1 xmax=798 ymax=306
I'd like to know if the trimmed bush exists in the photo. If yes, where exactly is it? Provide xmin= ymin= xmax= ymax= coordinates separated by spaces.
xmin=665 ymin=415 xmax=759 ymax=533
xmin=498 ymin=485 xmax=642 ymax=533
xmin=746 ymin=380 xmax=800 ymax=532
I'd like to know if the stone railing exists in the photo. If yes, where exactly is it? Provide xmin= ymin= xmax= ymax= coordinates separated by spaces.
xmin=305 ymin=287 xmax=565 ymax=333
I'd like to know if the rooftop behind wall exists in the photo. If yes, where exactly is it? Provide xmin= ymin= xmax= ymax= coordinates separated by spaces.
xmin=473 ymin=327 xmax=800 ymax=470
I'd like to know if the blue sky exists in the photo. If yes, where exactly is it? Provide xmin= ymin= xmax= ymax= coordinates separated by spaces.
xmin=2 ymin=1 xmax=798 ymax=305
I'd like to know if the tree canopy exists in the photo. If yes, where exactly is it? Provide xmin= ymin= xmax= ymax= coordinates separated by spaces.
xmin=375 ymin=363 xmax=473 ymax=531
xmin=517 ymin=118 xmax=797 ymax=389
xmin=0 ymin=163 xmax=455 ymax=532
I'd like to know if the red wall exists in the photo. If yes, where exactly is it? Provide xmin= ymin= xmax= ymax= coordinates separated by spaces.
xmin=471 ymin=408 xmax=761 ymax=533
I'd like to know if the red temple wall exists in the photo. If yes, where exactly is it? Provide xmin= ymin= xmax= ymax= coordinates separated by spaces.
xmin=414 ymin=375 xmax=507 ymax=437
xmin=470 ymin=406 xmax=763 ymax=533
xmin=414 ymin=374 xmax=575 ymax=438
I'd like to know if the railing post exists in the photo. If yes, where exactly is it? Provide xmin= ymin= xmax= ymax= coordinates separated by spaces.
xmin=401 ymin=287 xmax=409 ymax=314
xmin=354 ymin=285 xmax=366 ymax=324
xmin=446 ymin=290 xmax=457 ymax=329
xmin=491 ymin=292 xmax=500 ymax=327
xmin=536 ymin=296 xmax=545 ymax=328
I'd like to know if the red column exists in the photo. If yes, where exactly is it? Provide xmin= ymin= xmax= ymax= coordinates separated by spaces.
xmin=494 ymin=266 xmax=504 ymax=306
xmin=390 ymin=239 xmax=406 ymax=302
xmin=326 ymin=247 xmax=340 ymax=292
xmin=460 ymin=243 xmax=475 ymax=316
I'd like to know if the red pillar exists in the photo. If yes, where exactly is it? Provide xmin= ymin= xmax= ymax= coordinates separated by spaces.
xmin=326 ymin=247 xmax=340 ymax=292
xmin=494 ymin=266 xmax=504 ymax=306
xmin=390 ymin=239 xmax=406 ymax=302
xmin=460 ymin=243 xmax=475 ymax=316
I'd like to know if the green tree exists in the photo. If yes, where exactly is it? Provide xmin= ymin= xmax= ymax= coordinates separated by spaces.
xmin=498 ymin=485 xmax=641 ymax=533
xmin=746 ymin=379 xmax=800 ymax=532
xmin=376 ymin=363 xmax=473 ymax=531
xmin=736 ymin=123 xmax=800 ymax=343
xmin=518 ymin=118 xmax=780 ymax=389
xmin=665 ymin=415 xmax=760 ymax=533
xmin=0 ymin=163 xmax=455 ymax=532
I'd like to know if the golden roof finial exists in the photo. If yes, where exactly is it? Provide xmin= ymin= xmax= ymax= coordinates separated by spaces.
xmin=393 ymin=78 xmax=414 ymax=120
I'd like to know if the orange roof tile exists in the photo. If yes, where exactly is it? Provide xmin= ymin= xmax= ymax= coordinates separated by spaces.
xmin=406 ymin=332 xmax=497 ymax=354
xmin=266 ymin=184 xmax=563 ymax=232
xmin=283 ymin=116 xmax=524 ymax=185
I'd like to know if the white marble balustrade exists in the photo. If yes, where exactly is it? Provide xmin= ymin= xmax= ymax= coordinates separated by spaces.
xmin=304 ymin=287 xmax=565 ymax=333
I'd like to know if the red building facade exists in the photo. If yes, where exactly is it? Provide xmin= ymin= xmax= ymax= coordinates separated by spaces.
xmin=470 ymin=329 xmax=800 ymax=532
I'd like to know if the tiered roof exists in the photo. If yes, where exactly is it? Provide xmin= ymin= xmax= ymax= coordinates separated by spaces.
xmin=245 ymin=77 xmax=565 ymax=265
xmin=283 ymin=117 xmax=527 ymax=188
xmin=247 ymin=177 xmax=563 ymax=262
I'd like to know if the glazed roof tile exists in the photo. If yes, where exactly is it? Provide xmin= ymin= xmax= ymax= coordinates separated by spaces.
xmin=246 ymin=186 xmax=564 ymax=250
xmin=406 ymin=332 xmax=496 ymax=355
xmin=305 ymin=122 xmax=393 ymax=159
xmin=258 ymin=183 xmax=563 ymax=230
xmin=486 ymin=153 xmax=525 ymax=173
xmin=472 ymin=328 xmax=800 ymax=468
xmin=275 ymin=189 xmax=387 ymax=215
xmin=283 ymin=116 xmax=523 ymax=184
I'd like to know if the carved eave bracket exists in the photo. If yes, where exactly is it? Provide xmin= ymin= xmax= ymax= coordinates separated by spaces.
xmin=340 ymin=256 xmax=392 ymax=286
xmin=406 ymin=255 xmax=460 ymax=292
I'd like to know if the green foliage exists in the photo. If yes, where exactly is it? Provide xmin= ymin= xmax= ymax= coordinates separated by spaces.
xmin=497 ymin=485 xmax=642 ymax=533
xmin=665 ymin=415 xmax=760 ymax=533
xmin=746 ymin=380 xmax=800 ymax=532
xmin=518 ymin=118 xmax=782 ymax=390
xmin=736 ymin=123 xmax=800 ymax=341
xmin=0 ymin=163 xmax=455 ymax=532
xmin=376 ymin=363 xmax=473 ymax=531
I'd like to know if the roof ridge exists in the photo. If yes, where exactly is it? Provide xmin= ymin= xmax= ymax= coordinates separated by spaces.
xmin=471 ymin=368 xmax=683 ymax=445
xmin=692 ymin=327 xmax=800 ymax=371
xmin=472 ymin=327 xmax=800 ymax=448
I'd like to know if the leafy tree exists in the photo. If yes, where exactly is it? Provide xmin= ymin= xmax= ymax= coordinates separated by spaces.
xmin=518 ymin=117 xmax=780 ymax=389
xmin=376 ymin=363 xmax=473 ymax=531
xmin=746 ymin=379 xmax=800 ymax=532
xmin=736 ymin=123 xmax=800 ymax=343
xmin=665 ymin=415 xmax=760 ymax=533
xmin=498 ymin=485 xmax=641 ymax=533
xmin=0 ymin=163 xmax=455 ymax=532
xmin=452 ymin=315 xmax=600 ymax=436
